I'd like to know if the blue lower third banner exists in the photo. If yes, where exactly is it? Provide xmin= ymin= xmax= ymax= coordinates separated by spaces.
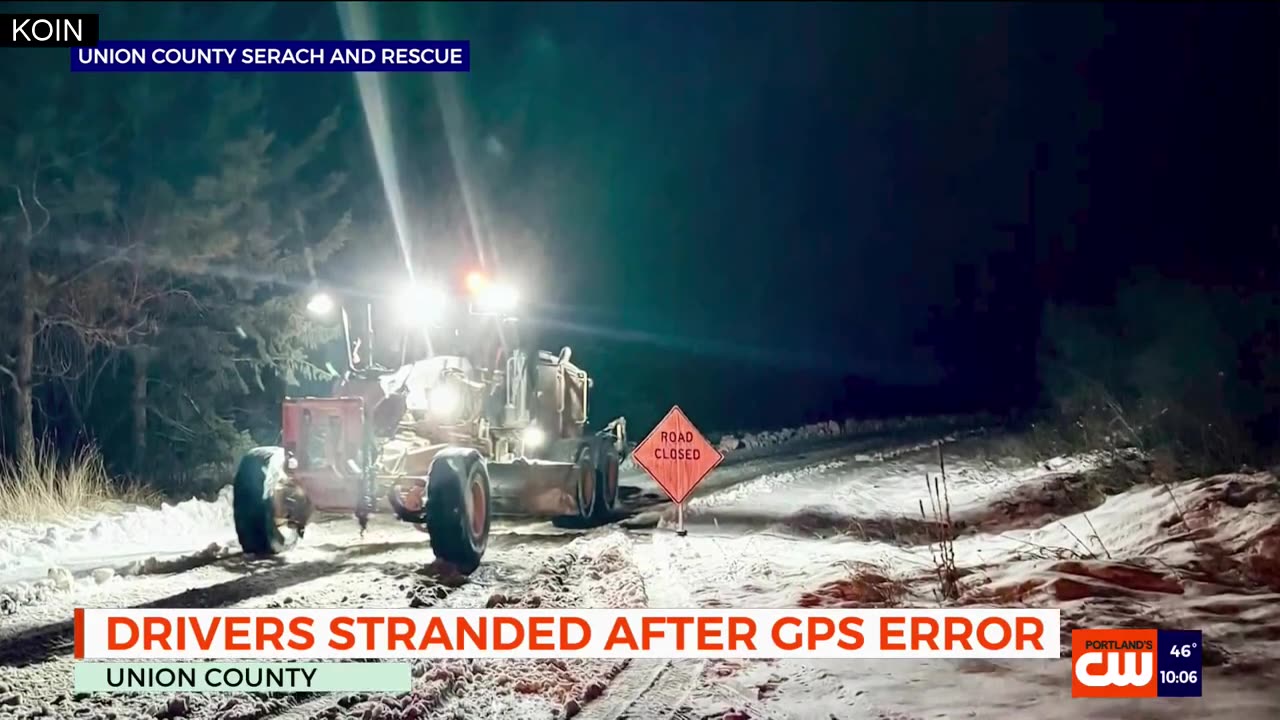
xmin=71 ymin=40 xmax=469 ymax=72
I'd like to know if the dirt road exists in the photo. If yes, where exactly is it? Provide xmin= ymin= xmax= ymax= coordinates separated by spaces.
xmin=2 ymin=431 xmax=1277 ymax=720
xmin=0 ymin=433 xmax=923 ymax=719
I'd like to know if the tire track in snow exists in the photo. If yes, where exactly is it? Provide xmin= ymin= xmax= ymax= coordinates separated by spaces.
xmin=0 ymin=524 xmax=488 ymax=717
xmin=575 ymin=437 xmax=908 ymax=720
xmin=577 ymin=657 xmax=797 ymax=720
xmin=262 ymin=532 xmax=638 ymax=719
xmin=0 ymin=558 xmax=349 ymax=668
xmin=604 ymin=659 xmax=704 ymax=719
xmin=256 ymin=545 xmax=558 ymax=719
xmin=267 ymin=696 xmax=334 ymax=720
xmin=579 ymin=532 xmax=712 ymax=720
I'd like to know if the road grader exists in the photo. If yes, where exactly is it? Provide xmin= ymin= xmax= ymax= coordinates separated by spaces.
xmin=232 ymin=271 xmax=628 ymax=574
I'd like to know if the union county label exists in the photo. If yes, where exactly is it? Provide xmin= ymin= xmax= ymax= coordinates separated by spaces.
xmin=74 ymin=662 xmax=411 ymax=693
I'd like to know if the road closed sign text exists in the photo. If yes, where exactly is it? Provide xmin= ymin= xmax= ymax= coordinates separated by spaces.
xmin=654 ymin=430 xmax=706 ymax=460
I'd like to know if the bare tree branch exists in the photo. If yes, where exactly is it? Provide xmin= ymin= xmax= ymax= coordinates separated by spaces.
xmin=0 ymin=361 xmax=17 ymax=390
xmin=30 ymin=161 xmax=51 ymax=238
xmin=8 ymin=183 xmax=33 ymax=239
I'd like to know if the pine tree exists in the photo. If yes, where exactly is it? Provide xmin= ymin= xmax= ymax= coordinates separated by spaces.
xmin=0 ymin=57 xmax=123 ymax=464
xmin=106 ymin=79 xmax=351 ymax=480
xmin=1 ymin=57 xmax=353 ymax=486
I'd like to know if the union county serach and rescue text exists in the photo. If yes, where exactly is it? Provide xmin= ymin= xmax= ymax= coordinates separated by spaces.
xmin=75 ymin=46 xmax=464 ymax=67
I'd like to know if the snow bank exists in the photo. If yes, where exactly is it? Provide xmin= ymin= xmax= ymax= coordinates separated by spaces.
xmin=712 ymin=413 xmax=989 ymax=452
xmin=958 ymin=471 xmax=1280 ymax=600
xmin=667 ymin=437 xmax=1117 ymax=544
xmin=622 ymin=412 xmax=990 ymax=472
xmin=654 ymin=454 xmax=1280 ymax=720
xmin=0 ymin=485 xmax=235 ymax=586
xmin=787 ymin=467 xmax=1280 ymax=653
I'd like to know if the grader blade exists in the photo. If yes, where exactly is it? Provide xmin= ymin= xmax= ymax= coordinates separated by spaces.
xmin=487 ymin=460 xmax=582 ymax=517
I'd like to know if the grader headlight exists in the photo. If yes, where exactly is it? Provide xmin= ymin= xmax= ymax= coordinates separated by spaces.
xmin=480 ymin=282 xmax=519 ymax=314
xmin=466 ymin=271 xmax=520 ymax=315
xmin=393 ymin=283 xmax=448 ymax=326
xmin=522 ymin=425 xmax=546 ymax=450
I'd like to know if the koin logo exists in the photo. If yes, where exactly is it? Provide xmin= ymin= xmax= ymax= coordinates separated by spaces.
xmin=1 ymin=13 xmax=99 ymax=48
xmin=1074 ymin=650 xmax=1153 ymax=687
xmin=11 ymin=17 xmax=82 ymax=42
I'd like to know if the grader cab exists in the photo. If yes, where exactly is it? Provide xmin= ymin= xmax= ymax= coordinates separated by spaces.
xmin=231 ymin=272 xmax=627 ymax=574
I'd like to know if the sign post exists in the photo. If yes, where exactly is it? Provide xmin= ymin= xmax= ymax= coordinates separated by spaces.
xmin=631 ymin=406 xmax=723 ymax=537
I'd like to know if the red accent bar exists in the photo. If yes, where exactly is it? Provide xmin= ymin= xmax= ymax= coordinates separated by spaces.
xmin=74 ymin=608 xmax=85 ymax=658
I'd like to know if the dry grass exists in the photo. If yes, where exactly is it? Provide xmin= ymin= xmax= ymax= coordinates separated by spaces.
xmin=920 ymin=443 xmax=961 ymax=601
xmin=0 ymin=444 xmax=158 ymax=523
xmin=799 ymin=561 xmax=912 ymax=608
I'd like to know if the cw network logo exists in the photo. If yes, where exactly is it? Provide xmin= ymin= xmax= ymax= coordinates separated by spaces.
xmin=1071 ymin=629 xmax=1157 ymax=698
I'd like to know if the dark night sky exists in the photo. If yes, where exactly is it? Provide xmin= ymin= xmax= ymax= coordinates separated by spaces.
xmin=102 ymin=2 xmax=1280 ymax=432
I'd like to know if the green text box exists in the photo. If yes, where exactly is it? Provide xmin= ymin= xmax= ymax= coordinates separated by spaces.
xmin=74 ymin=662 xmax=411 ymax=693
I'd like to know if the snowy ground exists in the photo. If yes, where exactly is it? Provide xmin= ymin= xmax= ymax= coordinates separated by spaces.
xmin=0 ymin=487 xmax=237 ymax=587
xmin=0 ymin=415 xmax=977 ymax=593
xmin=1 ymin=425 xmax=1277 ymax=719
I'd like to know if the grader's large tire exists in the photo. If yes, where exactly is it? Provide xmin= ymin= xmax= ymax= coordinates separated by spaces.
xmin=571 ymin=443 xmax=598 ymax=522
xmin=425 ymin=448 xmax=491 ymax=574
xmin=592 ymin=440 xmax=620 ymax=522
xmin=233 ymin=446 xmax=295 ymax=556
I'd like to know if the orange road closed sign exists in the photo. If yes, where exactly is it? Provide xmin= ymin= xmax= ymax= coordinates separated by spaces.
xmin=631 ymin=406 xmax=724 ymax=504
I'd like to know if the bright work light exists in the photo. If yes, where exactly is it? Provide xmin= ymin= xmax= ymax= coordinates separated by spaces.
xmin=428 ymin=383 xmax=462 ymax=418
xmin=306 ymin=292 xmax=336 ymax=317
xmin=478 ymin=282 xmax=519 ymax=314
xmin=522 ymin=425 xmax=546 ymax=450
xmin=393 ymin=283 xmax=447 ymax=326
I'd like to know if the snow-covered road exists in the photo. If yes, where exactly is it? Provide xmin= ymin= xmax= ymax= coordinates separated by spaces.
xmin=1 ymin=428 xmax=1278 ymax=719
